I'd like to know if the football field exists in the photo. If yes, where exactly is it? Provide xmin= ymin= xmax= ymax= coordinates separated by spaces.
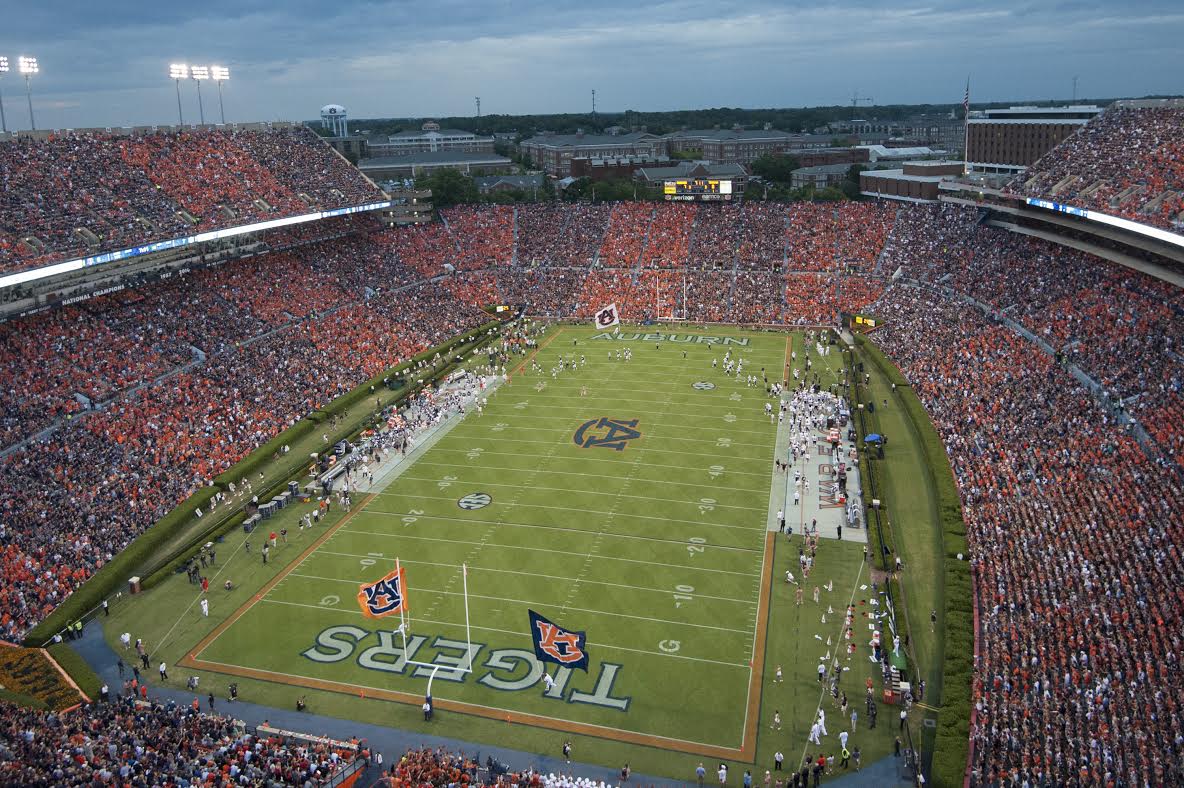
xmin=183 ymin=325 xmax=787 ymax=756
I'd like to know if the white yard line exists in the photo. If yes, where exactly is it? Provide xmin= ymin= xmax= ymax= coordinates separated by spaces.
xmin=284 ymin=572 xmax=752 ymax=634
xmin=464 ymin=410 xmax=776 ymax=437
xmin=445 ymin=433 xmax=774 ymax=453
xmin=256 ymin=599 xmax=751 ymax=669
xmin=293 ymin=561 xmax=757 ymax=604
xmin=347 ymin=514 xmax=764 ymax=554
xmin=391 ymin=475 xmax=768 ymax=507
xmin=367 ymin=494 xmax=767 ymax=533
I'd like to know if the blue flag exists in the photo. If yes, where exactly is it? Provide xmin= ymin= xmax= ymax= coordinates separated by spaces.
xmin=528 ymin=610 xmax=589 ymax=671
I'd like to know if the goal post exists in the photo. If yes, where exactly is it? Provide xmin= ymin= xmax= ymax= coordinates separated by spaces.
xmin=395 ymin=559 xmax=474 ymax=699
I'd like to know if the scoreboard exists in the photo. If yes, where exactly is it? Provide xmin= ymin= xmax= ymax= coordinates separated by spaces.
xmin=663 ymin=178 xmax=734 ymax=202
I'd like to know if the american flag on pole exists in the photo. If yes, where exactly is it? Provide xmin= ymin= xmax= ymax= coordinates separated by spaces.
xmin=963 ymin=77 xmax=970 ymax=115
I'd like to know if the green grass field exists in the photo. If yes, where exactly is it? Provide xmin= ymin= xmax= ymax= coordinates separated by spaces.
xmin=105 ymin=324 xmax=922 ymax=781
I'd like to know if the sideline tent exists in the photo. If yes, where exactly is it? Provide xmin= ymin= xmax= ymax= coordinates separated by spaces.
xmin=864 ymin=433 xmax=883 ymax=444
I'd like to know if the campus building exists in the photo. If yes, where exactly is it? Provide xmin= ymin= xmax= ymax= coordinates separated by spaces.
xmin=520 ymin=131 xmax=663 ymax=176
xmin=662 ymin=127 xmax=839 ymax=166
xmin=366 ymin=121 xmax=495 ymax=158
xmin=967 ymin=105 xmax=1102 ymax=175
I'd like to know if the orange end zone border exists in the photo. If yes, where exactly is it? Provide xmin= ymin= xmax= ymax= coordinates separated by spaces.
xmin=181 ymin=326 xmax=778 ymax=762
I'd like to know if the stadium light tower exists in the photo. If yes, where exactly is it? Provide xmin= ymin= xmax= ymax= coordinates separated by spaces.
xmin=169 ymin=63 xmax=188 ymax=125
xmin=211 ymin=65 xmax=229 ymax=124
xmin=190 ymin=64 xmax=208 ymax=125
xmin=18 ymin=56 xmax=37 ymax=131
xmin=0 ymin=56 xmax=8 ymax=133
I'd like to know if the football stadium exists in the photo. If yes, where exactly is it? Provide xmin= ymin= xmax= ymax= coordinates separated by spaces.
xmin=0 ymin=34 xmax=1183 ymax=788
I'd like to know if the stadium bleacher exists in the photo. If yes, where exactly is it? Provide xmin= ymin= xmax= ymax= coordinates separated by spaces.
xmin=1 ymin=117 xmax=1183 ymax=786
xmin=0 ymin=125 xmax=380 ymax=276
xmin=1008 ymin=103 xmax=1184 ymax=231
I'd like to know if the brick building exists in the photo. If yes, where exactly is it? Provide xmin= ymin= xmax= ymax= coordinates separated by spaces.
xmin=519 ymin=131 xmax=661 ymax=176
xmin=661 ymin=127 xmax=838 ymax=166
xmin=570 ymin=155 xmax=671 ymax=181
xmin=967 ymin=105 xmax=1102 ymax=174
xmin=859 ymin=161 xmax=965 ymax=202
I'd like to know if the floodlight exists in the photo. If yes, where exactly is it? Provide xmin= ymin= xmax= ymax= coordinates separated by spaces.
xmin=169 ymin=63 xmax=188 ymax=80
xmin=16 ymin=57 xmax=37 ymax=130
xmin=211 ymin=65 xmax=229 ymax=81
xmin=0 ymin=57 xmax=9 ymax=74
xmin=190 ymin=65 xmax=209 ymax=80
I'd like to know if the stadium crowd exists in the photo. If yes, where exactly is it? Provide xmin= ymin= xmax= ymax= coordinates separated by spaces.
xmin=0 ymin=232 xmax=486 ymax=640
xmin=869 ymin=205 xmax=1184 ymax=786
xmin=0 ymin=696 xmax=360 ymax=785
xmin=0 ymin=126 xmax=378 ymax=275
xmin=1009 ymin=104 xmax=1184 ymax=231
xmin=4 ymin=109 xmax=1184 ymax=787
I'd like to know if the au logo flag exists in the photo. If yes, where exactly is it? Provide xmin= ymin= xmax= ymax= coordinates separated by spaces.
xmin=528 ymin=610 xmax=589 ymax=671
xmin=357 ymin=566 xmax=408 ymax=619
xmin=593 ymin=303 xmax=620 ymax=330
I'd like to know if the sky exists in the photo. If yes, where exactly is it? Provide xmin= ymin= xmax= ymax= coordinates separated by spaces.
xmin=3 ymin=0 xmax=1182 ymax=130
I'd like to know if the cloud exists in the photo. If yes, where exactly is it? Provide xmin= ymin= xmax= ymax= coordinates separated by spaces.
xmin=3 ymin=0 xmax=1182 ymax=130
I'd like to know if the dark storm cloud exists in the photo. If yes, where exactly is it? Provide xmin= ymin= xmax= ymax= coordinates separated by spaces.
xmin=2 ymin=0 xmax=1181 ymax=129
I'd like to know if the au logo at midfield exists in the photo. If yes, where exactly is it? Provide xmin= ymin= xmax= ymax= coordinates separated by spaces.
xmin=573 ymin=417 xmax=642 ymax=451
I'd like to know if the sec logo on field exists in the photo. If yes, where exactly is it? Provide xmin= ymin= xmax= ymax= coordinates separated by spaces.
xmin=458 ymin=493 xmax=492 ymax=510
xmin=692 ymin=381 xmax=715 ymax=390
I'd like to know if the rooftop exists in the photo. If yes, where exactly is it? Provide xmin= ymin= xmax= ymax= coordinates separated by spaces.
xmin=388 ymin=128 xmax=485 ymax=139
xmin=521 ymin=131 xmax=656 ymax=148
xmin=358 ymin=151 xmax=512 ymax=168
xmin=635 ymin=161 xmax=747 ymax=180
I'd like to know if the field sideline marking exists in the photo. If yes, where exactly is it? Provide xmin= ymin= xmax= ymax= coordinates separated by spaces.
xmin=391 ymin=474 xmax=768 ymax=507
xmin=292 ymin=559 xmax=758 ymax=603
xmin=740 ymin=531 xmax=777 ymax=760
xmin=367 ymin=492 xmax=766 ymax=533
xmin=797 ymin=559 xmax=866 ymax=770
xmin=353 ymin=511 xmax=764 ymax=554
xmin=283 ymin=572 xmax=754 ymax=634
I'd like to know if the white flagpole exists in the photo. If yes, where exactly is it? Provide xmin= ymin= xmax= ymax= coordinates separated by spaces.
xmin=462 ymin=563 xmax=473 ymax=672
xmin=396 ymin=556 xmax=409 ymax=650
xmin=963 ymin=76 xmax=971 ymax=176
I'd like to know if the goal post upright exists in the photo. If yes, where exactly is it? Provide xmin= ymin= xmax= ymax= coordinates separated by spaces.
xmin=394 ymin=558 xmax=476 ymax=701
xmin=463 ymin=563 xmax=473 ymax=672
